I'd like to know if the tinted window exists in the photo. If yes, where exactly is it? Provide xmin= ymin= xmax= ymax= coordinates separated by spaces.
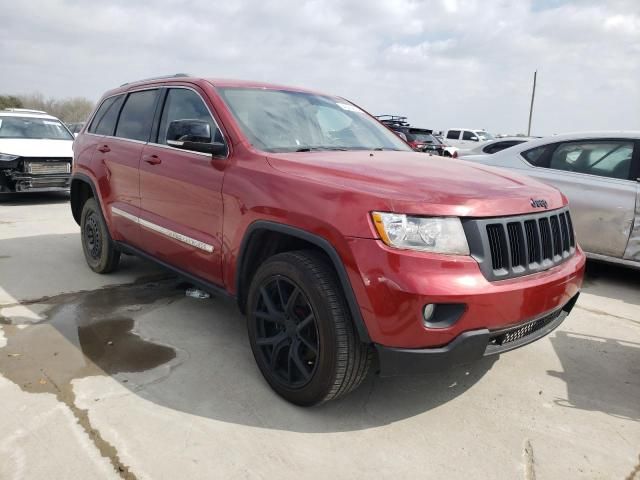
xmin=89 ymin=95 xmax=124 ymax=135
xmin=462 ymin=131 xmax=477 ymax=141
xmin=446 ymin=130 xmax=460 ymax=140
xmin=158 ymin=88 xmax=221 ymax=144
xmin=521 ymin=145 xmax=548 ymax=166
xmin=484 ymin=140 xmax=522 ymax=154
xmin=408 ymin=130 xmax=436 ymax=143
xmin=549 ymin=141 xmax=634 ymax=180
xmin=115 ymin=90 xmax=158 ymax=141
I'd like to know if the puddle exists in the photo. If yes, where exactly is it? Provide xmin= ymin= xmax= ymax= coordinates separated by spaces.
xmin=0 ymin=280 xmax=180 ymax=393
xmin=0 ymin=279 xmax=182 ymax=479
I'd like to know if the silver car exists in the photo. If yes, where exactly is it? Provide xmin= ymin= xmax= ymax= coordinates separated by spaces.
xmin=457 ymin=136 xmax=535 ymax=158
xmin=461 ymin=131 xmax=640 ymax=269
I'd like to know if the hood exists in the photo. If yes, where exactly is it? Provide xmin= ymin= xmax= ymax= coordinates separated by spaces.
xmin=0 ymin=139 xmax=73 ymax=158
xmin=266 ymin=151 xmax=566 ymax=217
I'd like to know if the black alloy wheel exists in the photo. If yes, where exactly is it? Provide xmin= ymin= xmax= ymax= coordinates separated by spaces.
xmin=246 ymin=250 xmax=372 ymax=406
xmin=253 ymin=276 xmax=320 ymax=388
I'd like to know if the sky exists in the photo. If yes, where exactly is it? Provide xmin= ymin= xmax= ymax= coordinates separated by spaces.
xmin=1 ymin=0 xmax=639 ymax=135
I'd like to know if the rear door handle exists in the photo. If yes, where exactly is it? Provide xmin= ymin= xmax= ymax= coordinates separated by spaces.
xmin=143 ymin=154 xmax=161 ymax=165
xmin=97 ymin=145 xmax=110 ymax=153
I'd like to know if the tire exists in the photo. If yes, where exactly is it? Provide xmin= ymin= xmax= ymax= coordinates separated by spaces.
xmin=247 ymin=250 xmax=372 ymax=406
xmin=80 ymin=198 xmax=121 ymax=273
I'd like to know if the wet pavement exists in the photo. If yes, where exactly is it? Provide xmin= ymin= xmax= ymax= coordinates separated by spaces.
xmin=0 ymin=194 xmax=639 ymax=479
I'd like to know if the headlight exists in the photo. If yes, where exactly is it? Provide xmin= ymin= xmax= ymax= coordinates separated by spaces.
xmin=0 ymin=153 xmax=19 ymax=161
xmin=371 ymin=212 xmax=470 ymax=255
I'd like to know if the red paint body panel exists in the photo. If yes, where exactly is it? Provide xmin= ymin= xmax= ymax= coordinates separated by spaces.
xmin=344 ymin=238 xmax=585 ymax=347
xmin=73 ymin=76 xmax=585 ymax=354
xmin=139 ymin=143 xmax=226 ymax=284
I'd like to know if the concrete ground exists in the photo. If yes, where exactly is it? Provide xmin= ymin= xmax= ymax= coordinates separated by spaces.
xmin=0 ymin=192 xmax=638 ymax=480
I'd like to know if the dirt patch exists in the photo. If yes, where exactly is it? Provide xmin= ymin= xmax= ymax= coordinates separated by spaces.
xmin=0 ymin=280 xmax=181 ymax=479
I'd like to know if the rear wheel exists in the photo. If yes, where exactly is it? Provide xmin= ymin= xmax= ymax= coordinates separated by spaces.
xmin=80 ymin=198 xmax=120 ymax=273
xmin=247 ymin=250 xmax=372 ymax=406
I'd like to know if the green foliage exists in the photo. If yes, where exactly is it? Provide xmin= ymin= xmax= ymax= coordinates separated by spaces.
xmin=0 ymin=95 xmax=24 ymax=110
xmin=1 ymin=93 xmax=95 ymax=123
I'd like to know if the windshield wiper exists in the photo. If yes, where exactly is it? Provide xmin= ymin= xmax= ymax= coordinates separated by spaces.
xmin=295 ymin=146 xmax=349 ymax=152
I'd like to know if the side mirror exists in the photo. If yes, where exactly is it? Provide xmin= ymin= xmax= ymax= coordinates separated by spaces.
xmin=470 ymin=136 xmax=479 ymax=141
xmin=166 ymin=119 xmax=227 ymax=156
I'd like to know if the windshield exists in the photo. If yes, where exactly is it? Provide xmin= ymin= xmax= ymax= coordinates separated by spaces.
xmin=408 ymin=131 xmax=436 ymax=143
xmin=217 ymin=88 xmax=412 ymax=153
xmin=475 ymin=131 xmax=494 ymax=141
xmin=0 ymin=116 xmax=74 ymax=140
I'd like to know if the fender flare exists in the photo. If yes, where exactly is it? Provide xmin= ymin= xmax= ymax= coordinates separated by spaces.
xmin=236 ymin=221 xmax=371 ymax=343
xmin=70 ymin=172 xmax=106 ymax=227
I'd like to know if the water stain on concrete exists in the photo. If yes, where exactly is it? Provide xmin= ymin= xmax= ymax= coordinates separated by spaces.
xmin=0 ymin=280 xmax=181 ymax=479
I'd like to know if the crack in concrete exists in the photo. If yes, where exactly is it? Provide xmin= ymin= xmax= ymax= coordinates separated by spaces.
xmin=575 ymin=304 xmax=638 ymax=324
xmin=523 ymin=439 xmax=536 ymax=480
xmin=627 ymin=453 xmax=640 ymax=480
xmin=0 ymin=279 xmax=183 ymax=479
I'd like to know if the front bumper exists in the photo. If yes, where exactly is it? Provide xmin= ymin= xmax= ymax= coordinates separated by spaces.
xmin=345 ymin=237 xmax=586 ymax=348
xmin=376 ymin=293 xmax=578 ymax=376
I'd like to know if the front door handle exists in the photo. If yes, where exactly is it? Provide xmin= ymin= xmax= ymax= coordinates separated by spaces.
xmin=97 ymin=145 xmax=110 ymax=153
xmin=143 ymin=154 xmax=161 ymax=165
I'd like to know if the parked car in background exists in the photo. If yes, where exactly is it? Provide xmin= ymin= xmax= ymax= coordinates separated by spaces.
xmin=376 ymin=115 xmax=453 ymax=156
xmin=66 ymin=122 xmax=85 ymax=136
xmin=0 ymin=108 xmax=74 ymax=192
xmin=461 ymin=131 xmax=640 ymax=269
xmin=444 ymin=128 xmax=494 ymax=149
xmin=457 ymin=136 xmax=535 ymax=158
xmin=71 ymin=75 xmax=584 ymax=405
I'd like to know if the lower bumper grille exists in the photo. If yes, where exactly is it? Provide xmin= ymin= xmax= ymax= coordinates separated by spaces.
xmin=489 ymin=308 xmax=563 ymax=348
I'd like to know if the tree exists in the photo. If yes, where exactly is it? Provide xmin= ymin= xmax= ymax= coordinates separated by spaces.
xmin=16 ymin=93 xmax=95 ymax=123
xmin=0 ymin=95 xmax=23 ymax=110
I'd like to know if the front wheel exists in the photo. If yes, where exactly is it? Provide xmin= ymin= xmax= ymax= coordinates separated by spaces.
xmin=247 ymin=250 xmax=372 ymax=406
xmin=80 ymin=198 xmax=121 ymax=273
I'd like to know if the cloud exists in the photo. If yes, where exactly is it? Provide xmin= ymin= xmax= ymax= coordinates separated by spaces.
xmin=1 ymin=0 xmax=638 ymax=135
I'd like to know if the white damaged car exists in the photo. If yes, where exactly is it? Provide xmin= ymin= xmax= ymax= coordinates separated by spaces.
xmin=0 ymin=108 xmax=74 ymax=193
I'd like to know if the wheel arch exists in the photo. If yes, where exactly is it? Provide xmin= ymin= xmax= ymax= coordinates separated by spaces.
xmin=70 ymin=173 xmax=100 ymax=225
xmin=236 ymin=221 xmax=371 ymax=343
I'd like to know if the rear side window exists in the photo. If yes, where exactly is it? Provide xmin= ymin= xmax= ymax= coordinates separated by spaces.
xmin=157 ymin=88 xmax=221 ymax=144
xmin=521 ymin=145 xmax=548 ymax=166
xmin=446 ymin=130 xmax=460 ymax=140
xmin=484 ymin=140 xmax=521 ymax=154
xmin=462 ymin=131 xmax=476 ymax=141
xmin=115 ymin=90 xmax=159 ymax=142
xmin=89 ymin=95 xmax=124 ymax=136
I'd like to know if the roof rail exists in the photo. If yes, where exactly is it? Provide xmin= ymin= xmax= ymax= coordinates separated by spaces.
xmin=1 ymin=108 xmax=48 ymax=114
xmin=375 ymin=114 xmax=410 ymax=127
xmin=120 ymin=73 xmax=191 ymax=87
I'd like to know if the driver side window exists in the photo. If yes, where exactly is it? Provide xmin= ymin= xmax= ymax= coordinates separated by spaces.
xmin=158 ymin=88 xmax=222 ymax=145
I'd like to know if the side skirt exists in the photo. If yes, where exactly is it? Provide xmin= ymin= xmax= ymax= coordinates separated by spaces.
xmin=115 ymin=242 xmax=235 ymax=300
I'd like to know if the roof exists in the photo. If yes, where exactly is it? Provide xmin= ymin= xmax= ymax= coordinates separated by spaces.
xmin=0 ymin=109 xmax=58 ymax=120
xmin=103 ymin=75 xmax=327 ymax=98
xmin=447 ymin=127 xmax=490 ymax=132
xmin=490 ymin=130 xmax=640 ymax=157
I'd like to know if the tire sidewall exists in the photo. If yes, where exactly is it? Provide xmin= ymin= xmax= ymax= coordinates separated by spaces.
xmin=80 ymin=198 xmax=112 ymax=272
xmin=247 ymin=256 xmax=342 ymax=406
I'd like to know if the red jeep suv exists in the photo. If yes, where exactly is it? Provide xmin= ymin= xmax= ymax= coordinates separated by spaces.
xmin=70 ymin=75 xmax=585 ymax=405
